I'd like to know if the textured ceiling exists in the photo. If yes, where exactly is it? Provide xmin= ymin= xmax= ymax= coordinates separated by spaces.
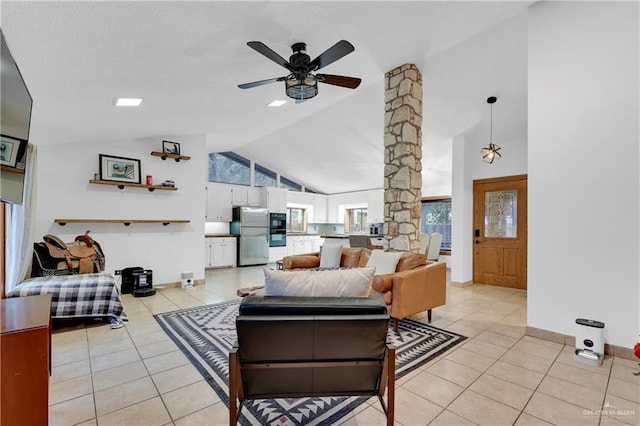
xmin=0 ymin=1 xmax=532 ymax=194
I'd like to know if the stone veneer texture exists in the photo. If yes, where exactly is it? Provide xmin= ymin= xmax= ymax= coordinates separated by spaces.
xmin=383 ymin=64 xmax=423 ymax=253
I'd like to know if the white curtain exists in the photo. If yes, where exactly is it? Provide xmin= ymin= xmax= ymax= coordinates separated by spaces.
xmin=6 ymin=144 xmax=37 ymax=293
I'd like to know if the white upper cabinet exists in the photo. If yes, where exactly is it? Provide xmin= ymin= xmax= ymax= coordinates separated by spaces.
xmin=266 ymin=187 xmax=288 ymax=213
xmin=206 ymin=183 xmax=233 ymax=221
xmin=367 ymin=189 xmax=384 ymax=223
xmin=231 ymin=185 xmax=265 ymax=207
xmin=311 ymin=194 xmax=327 ymax=223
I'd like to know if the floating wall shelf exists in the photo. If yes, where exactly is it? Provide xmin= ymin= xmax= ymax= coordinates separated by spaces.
xmin=1 ymin=165 xmax=25 ymax=174
xmin=89 ymin=179 xmax=177 ymax=191
xmin=150 ymin=151 xmax=191 ymax=162
xmin=54 ymin=219 xmax=190 ymax=227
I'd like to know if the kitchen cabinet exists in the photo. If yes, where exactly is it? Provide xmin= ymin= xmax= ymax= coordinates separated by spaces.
xmin=287 ymin=235 xmax=322 ymax=256
xmin=326 ymin=196 xmax=342 ymax=223
xmin=371 ymin=236 xmax=385 ymax=249
xmin=266 ymin=187 xmax=288 ymax=213
xmin=310 ymin=194 xmax=328 ymax=223
xmin=205 ymin=237 xmax=237 ymax=268
xmin=269 ymin=246 xmax=287 ymax=263
xmin=367 ymin=189 xmax=385 ymax=223
xmin=206 ymin=184 xmax=233 ymax=221
xmin=231 ymin=186 xmax=264 ymax=207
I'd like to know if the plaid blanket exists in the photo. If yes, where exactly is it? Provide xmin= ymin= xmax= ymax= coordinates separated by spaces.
xmin=7 ymin=273 xmax=128 ymax=324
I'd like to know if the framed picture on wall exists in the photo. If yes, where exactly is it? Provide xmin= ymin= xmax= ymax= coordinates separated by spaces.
xmin=162 ymin=140 xmax=180 ymax=155
xmin=0 ymin=135 xmax=26 ymax=167
xmin=99 ymin=154 xmax=141 ymax=184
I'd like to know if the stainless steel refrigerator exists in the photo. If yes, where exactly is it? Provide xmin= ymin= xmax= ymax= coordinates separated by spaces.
xmin=230 ymin=206 xmax=269 ymax=266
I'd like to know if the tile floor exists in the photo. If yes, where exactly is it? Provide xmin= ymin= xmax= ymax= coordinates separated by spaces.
xmin=49 ymin=266 xmax=639 ymax=425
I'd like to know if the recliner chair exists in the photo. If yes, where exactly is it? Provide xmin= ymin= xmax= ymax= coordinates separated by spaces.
xmin=229 ymin=295 xmax=395 ymax=426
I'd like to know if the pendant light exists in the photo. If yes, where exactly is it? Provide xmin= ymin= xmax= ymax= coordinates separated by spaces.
xmin=481 ymin=96 xmax=501 ymax=164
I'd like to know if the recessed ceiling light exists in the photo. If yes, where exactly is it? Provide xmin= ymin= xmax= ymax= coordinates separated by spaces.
xmin=114 ymin=97 xmax=143 ymax=107
xmin=267 ymin=100 xmax=287 ymax=107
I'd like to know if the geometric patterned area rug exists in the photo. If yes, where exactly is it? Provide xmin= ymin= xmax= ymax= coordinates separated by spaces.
xmin=155 ymin=299 xmax=466 ymax=426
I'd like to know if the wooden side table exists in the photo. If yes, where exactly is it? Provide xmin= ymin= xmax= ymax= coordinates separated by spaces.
xmin=1 ymin=294 xmax=52 ymax=425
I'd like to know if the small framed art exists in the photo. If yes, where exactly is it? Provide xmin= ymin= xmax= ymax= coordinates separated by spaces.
xmin=162 ymin=140 xmax=180 ymax=155
xmin=0 ymin=135 xmax=26 ymax=167
xmin=99 ymin=154 xmax=142 ymax=184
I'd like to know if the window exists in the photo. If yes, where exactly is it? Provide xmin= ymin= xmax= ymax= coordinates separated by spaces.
xmin=280 ymin=176 xmax=302 ymax=192
xmin=209 ymin=152 xmax=250 ymax=185
xmin=346 ymin=208 xmax=367 ymax=233
xmin=421 ymin=198 xmax=451 ymax=252
xmin=254 ymin=163 xmax=276 ymax=187
xmin=287 ymin=207 xmax=306 ymax=232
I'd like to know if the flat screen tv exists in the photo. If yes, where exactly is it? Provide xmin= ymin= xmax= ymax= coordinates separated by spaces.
xmin=1 ymin=28 xmax=33 ymax=205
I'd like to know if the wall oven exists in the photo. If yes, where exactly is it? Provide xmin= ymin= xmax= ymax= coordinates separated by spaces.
xmin=269 ymin=212 xmax=287 ymax=247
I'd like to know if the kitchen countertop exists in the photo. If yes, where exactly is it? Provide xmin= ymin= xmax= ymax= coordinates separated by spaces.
xmin=322 ymin=234 xmax=384 ymax=238
xmin=205 ymin=234 xmax=237 ymax=238
xmin=284 ymin=233 xmax=384 ymax=238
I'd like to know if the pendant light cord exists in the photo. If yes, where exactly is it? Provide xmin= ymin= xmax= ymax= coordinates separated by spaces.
xmin=490 ymin=102 xmax=493 ymax=145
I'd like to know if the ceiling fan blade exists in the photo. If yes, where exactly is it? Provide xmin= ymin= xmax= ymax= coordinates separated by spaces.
xmin=309 ymin=40 xmax=355 ymax=71
xmin=317 ymin=74 xmax=362 ymax=89
xmin=247 ymin=41 xmax=293 ymax=71
xmin=238 ymin=76 xmax=286 ymax=89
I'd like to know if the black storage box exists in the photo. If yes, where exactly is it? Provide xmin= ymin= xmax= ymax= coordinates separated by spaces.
xmin=120 ymin=267 xmax=155 ymax=296
xmin=132 ymin=269 xmax=155 ymax=297
xmin=120 ymin=266 xmax=143 ymax=294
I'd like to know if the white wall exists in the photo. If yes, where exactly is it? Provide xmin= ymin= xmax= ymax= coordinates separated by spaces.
xmin=35 ymin=135 xmax=207 ymax=285
xmin=528 ymin=2 xmax=639 ymax=348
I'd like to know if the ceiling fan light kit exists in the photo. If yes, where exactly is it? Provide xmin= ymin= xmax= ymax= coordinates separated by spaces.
xmin=481 ymin=96 xmax=502 ymax=164
xmin=285 ymin=74 xmax=318 ymax=100
xmin=238 ymin=40 xmax=361 ymax=101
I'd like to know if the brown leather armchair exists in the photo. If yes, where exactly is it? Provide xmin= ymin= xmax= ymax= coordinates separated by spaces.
xmin=282 ymin=248 xmax=447 ymax=331
xmin=229 ymin=295 xmax=395 ymax=426
xmin=370 ymin=258 xmax=447 ymax=331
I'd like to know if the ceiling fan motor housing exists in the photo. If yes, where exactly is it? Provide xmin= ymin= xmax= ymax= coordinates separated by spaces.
xmin=290 ymin=42 xmax=311 ymax=73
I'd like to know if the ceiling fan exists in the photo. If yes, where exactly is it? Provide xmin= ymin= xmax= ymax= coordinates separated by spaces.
xmin=238 ymin=40 xmax=362 ymax=101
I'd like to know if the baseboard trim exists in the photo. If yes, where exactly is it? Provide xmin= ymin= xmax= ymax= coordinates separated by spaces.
xmin=155 ymin=278 xmax=205 ymax=289
xmin=450 ymin=280 xmax=473 ymax=288
xmin=526 ymin=325 xmax=635 ymax=361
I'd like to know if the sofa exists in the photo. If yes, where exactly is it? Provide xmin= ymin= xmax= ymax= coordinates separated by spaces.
xmin=282 ymin=247 xmax=446 ymax=330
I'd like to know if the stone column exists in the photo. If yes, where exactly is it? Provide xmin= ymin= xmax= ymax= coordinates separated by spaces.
xmin=383 ymin=64 xmax=423 ymax=253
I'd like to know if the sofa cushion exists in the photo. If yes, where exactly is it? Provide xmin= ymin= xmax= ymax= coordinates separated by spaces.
xmin=284 ymin=255 xmax=319 ymax=270
xmin=366 ymin=250 xmax=403 ymax=275
xmin=396 ymin=253 xmax=427 ymax=272
xmin=319 ymin=244 xmax=343 ymax=268
xmin=371 ymin=273 xmax=394 ymax=293
xmin=340 ymin=247 xmax=365 ymax=268
xmin=264 ymin=266 xmax=375 ymax=298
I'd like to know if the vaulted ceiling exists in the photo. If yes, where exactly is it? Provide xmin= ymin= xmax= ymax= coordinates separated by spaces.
xmin=1 ymin=1 xmax=532 ymax=194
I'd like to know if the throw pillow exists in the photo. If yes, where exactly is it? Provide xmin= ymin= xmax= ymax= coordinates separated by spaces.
xmin=319 ymin=244 xmax=343 ymax=268
xmin=263 ymin=266 xmax=375 ymax=298
xmin=366 ymin=250 xmax=403 ymax=275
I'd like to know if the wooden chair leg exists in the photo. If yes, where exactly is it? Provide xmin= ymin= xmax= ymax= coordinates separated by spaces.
xmin=387 ymin=346 xmax=395 ymax=426
xmin=427 ymin=309 xmax=432 ymax=322
xmin=229 ymin=348 xmax=238 ymax=426
xmin=393 ymin=317 xmax=399 ymax=332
